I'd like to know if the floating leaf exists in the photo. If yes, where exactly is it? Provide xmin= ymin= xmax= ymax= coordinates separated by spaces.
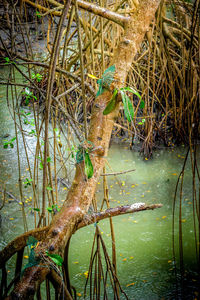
xmin=120 ymin=90 xmax=134 ymax=122
xmin=84 ymin=151 xmax=93 ymax=179
xmin=46 ymin=251 xmax=63 ymax=266
xmin=103 ymin=89 xmax=118 ymax=115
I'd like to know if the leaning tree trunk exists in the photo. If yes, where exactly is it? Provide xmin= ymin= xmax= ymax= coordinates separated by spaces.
xmin=6 ymin=0 xmax=161 ymax=298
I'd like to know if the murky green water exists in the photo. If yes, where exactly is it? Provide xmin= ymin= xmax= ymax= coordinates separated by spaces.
xmin=0 ymin=66 xmax=199 ymax=299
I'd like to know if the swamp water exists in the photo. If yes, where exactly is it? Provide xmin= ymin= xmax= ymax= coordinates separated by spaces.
xmin=0 ymin=67 xmax=199 ymax=299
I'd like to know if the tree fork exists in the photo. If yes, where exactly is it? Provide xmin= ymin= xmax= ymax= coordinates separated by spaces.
xmin=4 ymin=0 xmax=161 ymax=298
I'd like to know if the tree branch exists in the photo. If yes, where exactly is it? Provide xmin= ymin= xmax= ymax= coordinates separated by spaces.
xmin=77 ymin=203 xmax=163 ymax=230
xmin=24 ymin=0 xmax=130 ymax=27
xmin=0 ymin=203 xmax=162 ymax=267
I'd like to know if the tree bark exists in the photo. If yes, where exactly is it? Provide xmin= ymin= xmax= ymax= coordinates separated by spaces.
xmin=6 ymin=1 xmax=161 ymax=298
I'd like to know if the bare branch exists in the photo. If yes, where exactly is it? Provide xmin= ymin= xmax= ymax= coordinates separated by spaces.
xmin=77 ymin=203 xmax=163 ymax=230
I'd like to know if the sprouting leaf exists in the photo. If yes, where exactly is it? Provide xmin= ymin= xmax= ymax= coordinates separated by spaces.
xmin=39 ymin=162 xmax=43 ymax=170
xmin=84 ymin=151 xmax=93 ymax=179
xmin=120 ymin=90 xmax=134 ymax=122
xmin=87 ymin=73 xmax=99 ymax=80
xmin=103 ymin=88 xmax=118 ymax=115
xmin=46 ymin=251 xmax=63 ymax=266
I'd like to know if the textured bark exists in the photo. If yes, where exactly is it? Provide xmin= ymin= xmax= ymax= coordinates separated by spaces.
xmin=6 ymin=1 xmax=161 ymax=298
xmin=0 ymin=203 xmax=162 ymax=267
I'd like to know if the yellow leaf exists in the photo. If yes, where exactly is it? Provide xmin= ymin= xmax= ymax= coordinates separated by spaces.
xmin=24 ymin=255 xmax=29 ymax=259
xmin=181 ymin=219 xmax=186 ymax=223
xmin=122 ymin=258 xmax=127 ymax=261
xmin=77 ymin=293 xmax=81 ymax=297
xmin=73 ymin=261 xmax=79 ymax=264
xmin=9 ymin=218 xmax=14 ymax=220
xmin=126 ymin=282 xmax=135 ymax=287
xmin=142 ymin=182 xmax=147 ymax=184
xmin=133 ymin=220 xmax=138 ymax=223
xmin=129 ymin=256 xmax=134 ymax=259
xmin=84 ymin=271 xmax=89 ymax=278
xmin=87 ymin=73 xmax=98 ymax=80
xmin=168 ymin=260 xmax=172 ymax=263
xmin=131 ymin=185 xmax=135 ymax=188
xmin=162 ymin=216 xmax=167 ymax=219
xmin=172 ymin=173 xmax=177 ymax=176
xmin=145 ymin=158 xmax=148 ymax=160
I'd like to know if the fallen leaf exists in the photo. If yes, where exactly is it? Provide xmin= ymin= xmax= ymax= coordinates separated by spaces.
xmin=126 ymin=282 xmax=135 ymax=287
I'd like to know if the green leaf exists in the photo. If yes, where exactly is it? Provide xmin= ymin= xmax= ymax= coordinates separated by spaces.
xmin=47 ymin=207 xmax=53 ymax=213
xmin=120 ymin=91 xmax=134 ymax=122
xmin=96 ymin=65 xmax=116 ymax=97
xmin=10 ymin=143 xmax=14 ymax=148
xmin=103 ymin=89 xmax=118 ymax=115
xmin=3 ymin=144 xmax=8 ymax=149
xmin=27 ymin=236 xmax=38 ymax=246
xmin=46 ymin=251 xmax=63 ymax=266
xmin=121 ymin=87 xmax=142 ymax=100
xmin=36 ymin=11 xmax=41 ymax=18
xmin=10 ymin=137 xmax=16 ymax=142
xmin=4 ymin=57 xmax=10 ymax=63
xmin=140 ymin=100 xmax=145 ymax=109
xmin=39 ymin=162 xmax=43 ymax=169
xmin=84 ymin=151 xmax=93 ymax=179
xmin=47 ymin=157 xmax=52 ymax=163
xmin=46 ymin=186 xmax=53 ymax=191
xmin=33 ymin=208 xmax=40 ymax=212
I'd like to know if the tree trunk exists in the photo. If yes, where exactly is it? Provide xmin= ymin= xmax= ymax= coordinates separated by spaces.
xmin=7 ymin=0 xmax=161 ymax=298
